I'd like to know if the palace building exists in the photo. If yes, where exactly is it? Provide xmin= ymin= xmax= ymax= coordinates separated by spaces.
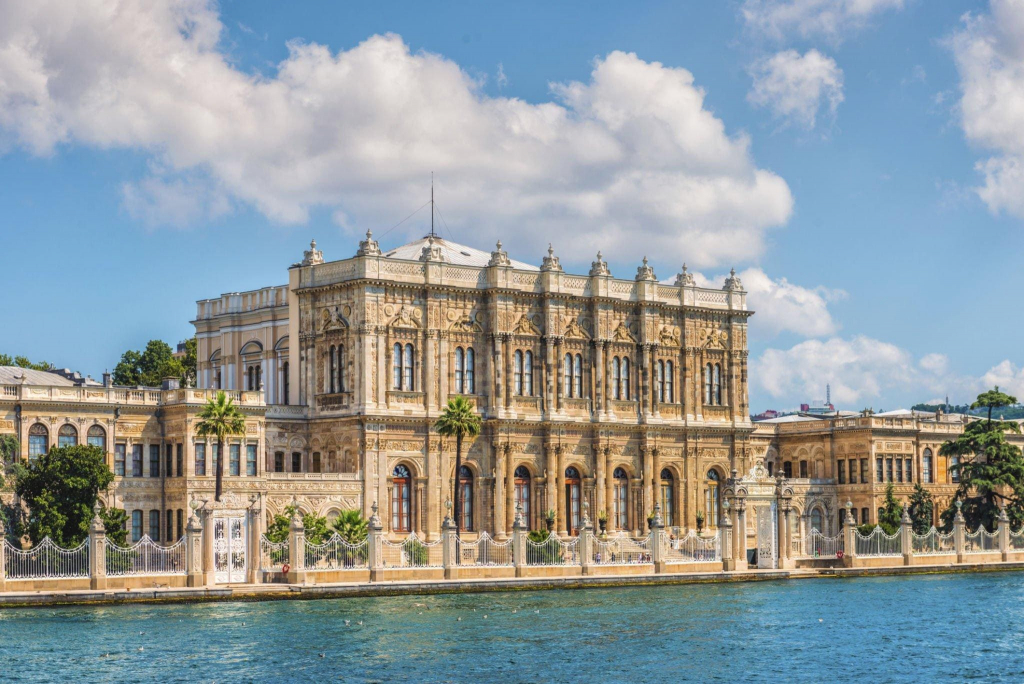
xmin=3 ymin=233 xmax=1017 ymax=575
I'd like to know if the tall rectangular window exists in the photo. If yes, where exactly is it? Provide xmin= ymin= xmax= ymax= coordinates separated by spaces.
xmin=783 ymin=461 xmax=792 ymax=478
xmin=165 ymin=444 xmax=173 ymax=477
xmin=275 ymin=452 xmax=284 ymax=473
xmin=115 ymin=444 xmax=126 ymax=476
xmin=176 ymin=444 xmax=183 ymax=477
xmin=905 ymin=458 xmax=913 ymax=483
xmin=876 ymin=458 xmax=883 ymax=483
xmin=837 ymin=460 xmax=846 ymax=484
xmin=212 ymin=444 xmax=220 ymax=474
xmin=132 ymin=445 xmax=144 ymax=477
xmin=799 ymin=461 xmax=808 ymax=479
xmin=229 ymin=444 xmax=241 ymax=476
xmin=132 ymin=510 xmax=143 ymax=542
xmin=149 ymin=510 xmax=160 ymax=542
xmin=149 ymin=444 xmax=160 ymax=478
xmin=886 ymin=457 xmax=894 ymax=483
xmin=895 ymin=458 xmax=903 ymax=483
xmin=849 ymin=459 xmax=857 ymax=485
xmin=177 ymin=509 xmax=184 ymax=540
xmin=195 ymin=443 xmax=206 ymax=476
xmin=861 ymin=459 xmax=868 ymax=484
xmin=246 ymin=445 xmax=257 ymax=476
xmin=166 ymin=510 xmax=174 ymax=542
xmin=292 ymin=452 xmax=302 ymax=473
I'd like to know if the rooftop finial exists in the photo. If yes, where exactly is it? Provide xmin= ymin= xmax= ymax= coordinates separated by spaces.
xmin=301 ymin=238 xmax=324 ymax=266
xmin=589 ymin=251 xmax=610 ymax=277
xmin=541 ymin=243 xmax=563 ymax=272
xmin=356 ymin=228 xmax=381 ymax=257
xmin=724 ymin=267 xmax=743 ymax=291
xmin=636 ymin=255 xmax=656 ymax=282
xmin=675 ymin=263 xmax=695 ymax=286
xmin=488 ymin=239 xmax=511 ymax=267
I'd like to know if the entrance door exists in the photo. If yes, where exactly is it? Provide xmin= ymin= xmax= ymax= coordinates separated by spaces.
xmin=756 ymin=504 xmax=777 ymax=569
xmin=214 ymin=516 xmax=247 ymax=583
xmin=564 ymin=467 xmax=581 ymax=534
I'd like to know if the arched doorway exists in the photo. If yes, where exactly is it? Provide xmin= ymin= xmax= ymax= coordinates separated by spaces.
xmin=660 ymin=468 xmax=675 ymax=528
xmin=458 ymin=465 xmax=473 ymax=532
xmin=391 ymin=464 xmax=412 ymax=533
xmin=564 ymin=466 xmax=581 ymax=534
xmin=514 ymin=466 xmax=531 ymax=529
xmin=705 ymin=469 xmax=720 ymax=528
xmin=613 ymin=467 xmax=629 ymax=531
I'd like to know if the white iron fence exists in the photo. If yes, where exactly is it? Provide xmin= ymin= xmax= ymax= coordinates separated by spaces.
xmin=592 ymin=535 xmax=652 ymax=565
xmin=106 ymin=536 xmax=186 ymax=576
xmin=964 ymin=527 xmax=999 ymax=554
xmin=1011 ymin=528 xmax=1024 ymax=551
xmin=260 ymin=535 xmax=289 ymax=572
xmin=4 ymin=538 xmax=89 ymax=580
xmin=801 ymin=529 xmax=844 ymax=559
xmin=458 ymin=533 xmax=513 ymax=566
xmin=305 ymin=534 xmax=368 ymax=569
xmin=911 ymin=527 xmax=955 ymax=555
xmin=663 ymin=530 xmax=720 ymax=564
xmin=381 ymin=534 xmax=444 ymax=568
xmin=854 ymin=527 xmax=902 ymax=557
xmin=525 ymin=534 xmax=580 ymax=566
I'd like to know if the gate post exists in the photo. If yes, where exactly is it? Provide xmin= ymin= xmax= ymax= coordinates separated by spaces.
xmin=901 ymin=505 xmax=913 ymax=566
xmin=368 ymin=501 xmax=384 ymax=583
xmin=0 ymin=517 xmax=8 ymax=592
xmin=186 ymin=503 xmax=205 ymax=588
xmin=735 ymin=495 xmax=748 ymax=570
xmin=721 ymin=499 xmax=735 ymax=571
xmin=247 ymin=504 xmax=260 ymax=584
xmin=842 ymin=501 xmax=856 ymax=568
xmin=441 ymin=514 xmax=457 ymax=580
xmin=88 ymin=503 xmax=108 ymax=590
xmin=201 ymin=507 xmax=215 ymax=585
xmin=287 ymin=507 xmax=307 ymax=585
xmin=580 ymin=503 xmax=596 ymax=576
xmin=998 ymin=505 xmax=1010 ymax=562
xmin=953 ymin=501 xmax=965 ymax=564
xmin=649 ymin=502 xmax=666 ymax=574
xmin=512 ymin=503 xmax=527 ymax=577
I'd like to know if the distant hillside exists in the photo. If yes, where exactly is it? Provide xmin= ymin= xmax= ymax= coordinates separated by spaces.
xmin=913 ymin=403 xmax=1024 ymax=420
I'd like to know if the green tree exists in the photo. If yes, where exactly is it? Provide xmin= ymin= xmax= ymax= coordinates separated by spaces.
xmin=332 ymin=509 xmax=369 ymax=544
xmin=434 ymin=396 xmax=481 ymax=540
xmin=100 ymin=506 xmax=129 ymax=546
xmin=0 ymin=354 xmax=55 ymax=371
xmin=180 ymin=337 xmax=198 ymax=388
xmin=195 ymin=391 xmax=246 ymax=502
xmin=113 ymin=340 xmax=184 ymax=387
xmin=877 ymin=482 xmax=904 ymax=535
xmin=940 ymin=387 xmax=1023 ymax=530
xmin=907 ymin=483 xmax=935 ymax=534
xmin=13 ymin=444 xmax=114 ymax=546
xmin=265 ymin=505 xmax=329 ymax=544
xmin=0 ymin=434 xmax=19 ymax=488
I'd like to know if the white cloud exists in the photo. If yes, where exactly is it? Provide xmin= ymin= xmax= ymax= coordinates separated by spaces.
xmin=122 ymin=173 xmax=231 ymax=228
xmin=496 ymin=62 xmax=508 ymax=89
xmin=980 ymin=360 xmax=1024 ymax=400
xmin=952 ymin=0 xmax=1024 ymax=219
xmin=748 ymin=49 xmax=844 ymax=129
xmin=742 ymin=0 xmax=905 ymax=42
xmin=0 ymin=1 xmax=794 ymax=266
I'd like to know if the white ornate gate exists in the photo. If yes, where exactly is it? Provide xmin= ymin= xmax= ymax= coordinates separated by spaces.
xmin=213 ymin=516 xmax=247 ymax=583
xmin=756 ymin=503 xmax=777 ymax=569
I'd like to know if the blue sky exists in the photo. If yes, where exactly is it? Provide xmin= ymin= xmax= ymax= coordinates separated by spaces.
xmin=1 ymin=0 xmax=1022 ymax=412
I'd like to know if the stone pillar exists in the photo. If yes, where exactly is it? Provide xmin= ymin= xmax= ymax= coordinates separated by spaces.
xmin=368 ymin=502 xmax=384 ymax=582
xmin=650 ymin=502 xmax=667 ymax=574
xmin=201 ymin=509 xmax=216 ymax=586
xmin=545 ymin=444 xmax=557 ymax=532
xmin=512 ymin=503 xmax=528 ymax=577
xmin=557 ymin=445 xmax=567 ymax=537
xmin=442 ymin=514 xmax=458 ymax=579
xmin=602 ymin=447 xmax=613 ymax=530
xmin=504 ymin=443 xmax=515 ymax=539
xmin=901 ymin=505 xmax=913 ymax=566
xmin=778 ymin=498 xmax=794 ymax=570
xmin=735 ymin=497 xmax=748 ymax=571
xmin=580 ymin=503 xmax=596 ymax=576
xmin=999 ymin=505 xmax=1010 ymax=562
xmin=287 ymin=508 xmax=307 ymax=585
xmin=247 ymin=505 xmax=261 ymax=584
xmin=88 ymin=504 xmax=108 ymax=590
xmin=642 ymin=446 xmax=653 ymax=524
xmin=842 ymin=501 xmax=857 ymax=568
xmin=721 ymin=500 xmax=735 ymax=571
xmin=953 ymin=500 xmax=965 ymax=564
xmin=186 ymin=506 xmax=204 ymax=588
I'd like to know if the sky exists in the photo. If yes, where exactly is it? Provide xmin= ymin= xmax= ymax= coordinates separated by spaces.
xmin=1 ymin=0 xmax=1023 ymax=412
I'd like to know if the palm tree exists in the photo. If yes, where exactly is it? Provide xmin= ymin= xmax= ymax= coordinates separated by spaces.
xmin=332 ymin=509 xmax=369 ymax=544
xmin=195 ymin=391 xmax=246 ymax=501
xmin=435 ymin=396 xmax=481 ymax=542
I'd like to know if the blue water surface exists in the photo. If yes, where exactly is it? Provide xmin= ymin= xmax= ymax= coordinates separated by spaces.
xmin=0 ymin=573 xmax=1021 ymax=682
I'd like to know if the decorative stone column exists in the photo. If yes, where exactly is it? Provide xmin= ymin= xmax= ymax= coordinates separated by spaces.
xmin=88 ymin=503 xmax=108 ymax=590
xmin=641 ymin=446 xmax=653 ymax=525
xmin=185 ymin=503 xmax=205 ymax=588
xmin=287 ymin=506 xmax=307 ymax=585
xmin=556 ymin=445 xmax=567 ymax=537
xmin=201 ymin=507 xmax=216 ymax=586
xmin=580 ymin=502 xmax=595 ymax=576
xmin=778 ymin=494 xmax=794 ymax=570
xmin=842 ymin=501 xmax=856 ymax=568
xmin=247 ymin=500 xmax=261 ymax=584
xmin=900 ymin=505 xmax=913 ymax=566
xmin=735 ymin=495 xmax=748 ymax=570
xmin=953 ymin=500 xmax=966 ymax=564
xmin=368 ymin=502 xmax=384 ymax=582
xmin=650 ymin=502 xmax=667 ymax=574
xmin=721 ymin=499 xmax=735 ymax=571
xmin=512 ymin=503 xmax=528 ymax=577
xmin=441 ymin=512 xmax=458 ymax=580
xmin=998 ymin=505 xmax=1010 ymax=562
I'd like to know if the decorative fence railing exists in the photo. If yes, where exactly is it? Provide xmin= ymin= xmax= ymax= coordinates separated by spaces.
xmin=911 ymin=528 xmax=955 ymax=555
xmin=4 ymin=538 xmax=89 ymax=580
xmin=964 ymin=527 xmax=1000 ymax=554
xmin=260 ymin=535 xmax=289 ymax=572
xmin=305 ymin=534 xmax=368 ymax=569
xmin=1011 ymin=528 xmax=1024 ymax=551
xmin=525 ymin=535 xmax=579 ymax=566
xmin=854 ymin=527 xmax=902 ymax=557
xmin=106 ymin=536 xmax=186 ymax=576
xmin=458 ymin=533 xmax=513 ymax=566
xmin=662 ymin=531 xmax=720 ymax=563
xmin=592 ymin=535 xmax=651 ymax=565
xmin=801 ymin=529 xmax=844 ymax=559
xmin=381 ymin=534 xmax=444 ymax=568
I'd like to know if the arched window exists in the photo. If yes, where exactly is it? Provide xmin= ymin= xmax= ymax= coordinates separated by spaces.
xmin=514 ymin=465 xmax=531 ymax=529
xmin=563 ymin=353 xmax=573 ymax=397
xmin=514 ymin=350 xmax=523 ymax=396
xmin=573 ymin=354 xmax=583 ymax=399
xmin=524 ymin=351 xmax=533 ymax=396
xmin=705 ymin=469 xmax=720 ymax=527
xmin=403 ymin=344 xmax=415 ymax=391
xmin=455 ymin=347 xmax=465 ymax=393
xmin=612 ymin=357 xmax=621 ymax=400
xmin=665 ymin=361 xmax=674 ymax=403
xmin=613 ymin=467 xmax=629 ymax=530
xmin=28 ymin=423 xmax=48 ymax=459
xmin=329 ymin=345 xmax=336 ymax=393
xmin=704 ymin=363 xmax=713 ymax=405
xmin=391 ymin=464 xmax=412 ymax=532
xmin=393 ymin=343 xmax=402 ymax=390
xmin=465 ymin=347 xmax=475 ymax=394
xmin=810 ymin=508 xmax=823 ymax=532
xmin=713 ymin=363 xmax=722 ymax=406
xmin=58 ymin=424 xmax=78 ymax=448
xmin=922 ymin=448 xmax=933 ymax=484
xmin=565 ymin=466 xmax=581 ymax=534
xmin=621 ymin=357 xmax=630 ymax=400
xmin=458 ymin=464 xmax=474 ymax=532
xmin=656 ymin=360 xmax=665 ymax=403
xmin=660 ymin=468 xmax=674 ymax=527
xmin=87 ymin=425 xmax=106 ymax=450
xmin=312 ymin=452 xmax=321 ymax=473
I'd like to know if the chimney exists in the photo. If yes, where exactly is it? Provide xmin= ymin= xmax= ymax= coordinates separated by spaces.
xmin=161 ymin=377 xmax=180 ymax=391
xmin=103 ymin=371 xmax=112 ymax=388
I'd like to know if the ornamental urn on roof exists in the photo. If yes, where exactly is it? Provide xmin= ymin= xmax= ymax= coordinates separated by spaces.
xmin=301 ymin=239 xmax=324 ymax=266
xmin=589 ymin=251 xmax=611 ymax=277
xmin=356 ymin=229 xmax=382 ymax=257
xmin=724 ymin=267 xmax=743 ymax=291
xmin=487 ymin=240 xmax=512 ymax=267
xmin=674 ymin=264 xmax=695 ymax=287
xmin=419 ymin=235 xmax=446 ymax=262
xmin=540 ymin=243 xmax=563 ymax=272
xmin=635 ymin=256 xmax=656 ymax=282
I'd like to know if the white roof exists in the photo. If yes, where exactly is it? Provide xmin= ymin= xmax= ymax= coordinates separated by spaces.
xmin=383 ymin=236 xmax=538 ymax=271
xmin=0 ymin=366 xmax=76 ymax=386
xmin=875 ymin=408 xmax=934 ymax=418
xmin=756 ymin=414 xmax=824 ymax=424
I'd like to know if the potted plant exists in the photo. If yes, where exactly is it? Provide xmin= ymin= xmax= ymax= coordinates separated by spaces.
xmin=695 ymin=510 xmax=705 ymax=533
xmin=647 ymin=510 xmax=656 ymax=531
xmin=544 ymin=509 xmax=556 ymax=532
xmin=597 ymin=509 xmax=608 ymax=534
